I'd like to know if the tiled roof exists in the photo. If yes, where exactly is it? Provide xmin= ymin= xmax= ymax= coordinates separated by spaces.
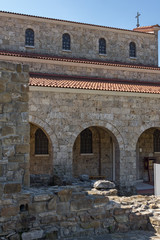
xmin=29 ymin=73 xmax=160 ymax=94
xmin=133 ymin=25 xmax=160 ymax=33
xmin=1 ymin=50 xmax=160 ymax=71
xmin=0 ymin=10 xmax=153 ymax=34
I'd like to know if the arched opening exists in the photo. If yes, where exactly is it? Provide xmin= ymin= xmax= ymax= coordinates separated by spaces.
xmin=136 ymin=127 xmax=160 ymax=183
xmin=73 ymin=126 xmax=120 ymax=183
xmin=30 ymin=123 xmax=53 ymax=186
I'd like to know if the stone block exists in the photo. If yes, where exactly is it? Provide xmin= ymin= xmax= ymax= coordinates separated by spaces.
xmin=57 ymin=188 xmax=73 ymax=202
xmin=2 ymin=220 xmax=17 ymax=232
xmin=56 ymin=202 xmax=70 ymax=214
xmin=48 ymin=196 xmax=57 ymax=210
xmin=0 ymin=104 xmax=2 ymax=113
xmin=0 ymin=165 xmax=5 ymax=176
xmin=93 ymin=180 xmax=115 ymax=189
xmin=0 ymin=93 xmax=12 ymax=103
xmin=3 ymin=103 xmax=13 ymax=113
xmin=7 ymin=162 xmax=18 ymax=171
xmin=114 ymin=214 xmax=128 ymax=223
xmin=2 ymin=136 xmax=21 ymax=146
xmin=16 ymin=64 xmax=22 ymax=73
xmin=4 ymin=183 xmax=21 ymax=194
xmin=70 ymin=198 xmax=93 ymax=211
xmin=0 ymin=205 xmax=19 ymax=217
xmin=80 ymin=221 xmax=101 ymax=229
xmin=16 ymin=144 xmax=29 ymax=154
xmin=0 ymin=183 xmax=4 ymax=197
xmin=34 ymin=194 xmax=51 ymax=202
xmin=9 ymin=233 xmax=20 ymax=240
xmin=29 ymin=202 xmax=47 ymax=214
xmin=23 ymin=65 xmax=29 ymax=72
xmin=0 ymin=82 xmax=6 ymax=93
xmin=3 ymin=146 xmax=15 ymax=157
xmin=21 ymin=230 xmax=44 ymax=240
xmin=72 ymin=192 xmax=86 ymax=200
xmin=2 ymin=126 xmax=14 ymax=136
xmin=93 ymin=196 xmax=109 ymax=205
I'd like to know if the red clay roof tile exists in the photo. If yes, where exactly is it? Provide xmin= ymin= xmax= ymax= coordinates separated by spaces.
xmin=29 ymin=73 xmax=160 ymax=94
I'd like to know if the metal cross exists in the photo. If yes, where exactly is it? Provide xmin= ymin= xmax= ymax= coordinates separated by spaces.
xmin=135 ymin=12 xmax=141 ymax=27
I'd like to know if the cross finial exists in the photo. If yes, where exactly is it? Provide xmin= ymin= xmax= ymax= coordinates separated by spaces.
xmin=135 ymin=12 xmax=141 ymax=27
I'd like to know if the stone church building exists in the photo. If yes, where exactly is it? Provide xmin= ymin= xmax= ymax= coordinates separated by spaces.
xmin=0 ymin=11 xmax=160 ymax=190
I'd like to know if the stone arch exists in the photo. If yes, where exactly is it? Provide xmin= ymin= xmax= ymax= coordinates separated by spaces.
xmin=136 ymin=126 xmax=160 ymax=182
xmin=29 ymin=114 xmax=58 ymax=150
xmin=29 ymin=115 xmax=58 ymax=186
xmin=70 ymin=120 xmax=124 ymax=151
xmin=71 ymin=120 xmax=124 ymax=184
xmin=134 ymin=123 xmax=160 ymax=150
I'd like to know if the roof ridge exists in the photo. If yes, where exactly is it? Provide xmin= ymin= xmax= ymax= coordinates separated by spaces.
xmin=0 ymin=10 xmax=154 ymax=35
xmin=1 ymin=49 xmax=160 ymax=71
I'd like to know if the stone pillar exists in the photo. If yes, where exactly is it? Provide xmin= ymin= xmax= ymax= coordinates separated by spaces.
xmin=0 ymin=61 xmax=30 ymax=195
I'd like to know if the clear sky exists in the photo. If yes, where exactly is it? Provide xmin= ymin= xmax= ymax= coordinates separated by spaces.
xmin=1 ymin=0 xmax=160 ymax=65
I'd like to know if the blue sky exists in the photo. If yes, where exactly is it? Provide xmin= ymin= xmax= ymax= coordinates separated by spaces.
xmin=1 ymin=0 xmax=160 ymax=65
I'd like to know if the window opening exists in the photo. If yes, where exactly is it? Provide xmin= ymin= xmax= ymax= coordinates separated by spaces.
xmin=35 ymin=128 xmax=48 ymax=154
xmin=80 ymin=128 xmax=92 ymax=153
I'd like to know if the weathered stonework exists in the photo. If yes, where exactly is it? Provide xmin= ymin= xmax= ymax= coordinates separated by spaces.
xmin=0 ymin=61 xmax=30 ymax=192
xmin=0 ymin=185 xmax=159 ymax=239
xmin=29 ymin=88 xmax=160 ymax=186
xmin=0 ymin=11 xmax=159 ymax=66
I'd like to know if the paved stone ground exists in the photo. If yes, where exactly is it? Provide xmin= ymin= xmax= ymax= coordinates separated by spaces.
xmin=64 ymin=231 xmax=160 ymax=240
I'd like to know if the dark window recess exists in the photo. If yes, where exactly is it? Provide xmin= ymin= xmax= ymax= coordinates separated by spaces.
xmin=20 ymin=204 xmax=28 ymax=212
xmin=129 ymin=42 xmax=136 ymax=57
xmin=80 ymin=128 xmax=92 ymax=153
xmin=25 ymin=28 xmax=34 ymax=46
xmin=62 ymin=33 xmax=70 ymax=50
xmin=35 ymin=128 xmax=48 ymax=154
xmin=99 ymin=38 xmax=106 ymax=54
xmin=154 ymin=129 xmax=160 ymax=152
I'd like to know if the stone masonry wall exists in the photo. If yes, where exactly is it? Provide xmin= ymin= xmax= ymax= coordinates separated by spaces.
xmin=29 ymin=89 xmax=160 ymax=187
xmin=0 ymin=12 xmax=158 ymax=66
xmin=0 ymin=61 xmax=30 ymax=194
xmin=7 ymin=60 xmax=160 ymax=83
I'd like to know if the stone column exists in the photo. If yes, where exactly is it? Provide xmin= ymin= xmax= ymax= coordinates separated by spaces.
xmin=0 ymin=61 xmax=30 ymax=195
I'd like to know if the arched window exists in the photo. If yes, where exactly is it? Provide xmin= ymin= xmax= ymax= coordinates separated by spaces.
xmin=35 ymin=128 xmax=48 ymax=154
xmin=62 ymin=33 xmax=70 ymax=50
xmin=129 ymin=42 xmax=136 ymax=57
xmin=154 ymin=129 xmax=160 ymax=152
xmin=25 ymin=28 xmax=34 ymax=46
xmin=80 ymin=128 xmax=92 ymax=154
xmin=99 ymin=38 xmax=106 ymax=54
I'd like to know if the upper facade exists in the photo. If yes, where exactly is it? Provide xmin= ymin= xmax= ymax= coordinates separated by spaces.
xmin=0 ymin=11 xmax=159 ymax=66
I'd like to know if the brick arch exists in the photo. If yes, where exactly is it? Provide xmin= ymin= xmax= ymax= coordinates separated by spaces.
xmin=70 ymin=120 xmax=125 ymax=151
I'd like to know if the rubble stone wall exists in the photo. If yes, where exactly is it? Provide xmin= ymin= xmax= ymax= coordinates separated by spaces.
xmin=0 ymin=187 xmax=159 ymax=239
xmin=0 ymin=61 xmax=30 ymax=194
xmin=0 ymin=12 xmax=158 ymax=66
